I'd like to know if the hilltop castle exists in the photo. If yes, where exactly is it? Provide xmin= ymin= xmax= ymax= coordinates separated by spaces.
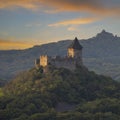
xmin=35 ymin=37 xmax=83 ymax=71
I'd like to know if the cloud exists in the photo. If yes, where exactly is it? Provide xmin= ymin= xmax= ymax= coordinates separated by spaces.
xmin=41 ymin=0 xmax=106 ymax=14
xmin=0 ymin=39 xmax=33 ymax=50
xmin=68 ymin=26 xmax=77 ymax=31
xmin=0 ymin=0 xmax=119 ymax=15
xmin=0 ymin=0 xmax=38 ymax=10
xmin=48 ymin=17 xmax=99 ymax=27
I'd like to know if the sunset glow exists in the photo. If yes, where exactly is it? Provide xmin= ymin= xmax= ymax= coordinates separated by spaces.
xmin=0 ymin=0 xmax=120 ymax=50
xmin=0 ymin=40 xmax=33 ymax=50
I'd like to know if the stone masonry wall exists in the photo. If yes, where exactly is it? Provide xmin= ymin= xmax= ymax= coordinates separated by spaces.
xmin=53 ymin=58 xmax=76 ymax=70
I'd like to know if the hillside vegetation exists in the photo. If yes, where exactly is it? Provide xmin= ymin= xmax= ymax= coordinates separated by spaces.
xmin=0 ymin=65 xmax=120 ymax=120
xmin=0 ymin=88 xmax=3 ymax=97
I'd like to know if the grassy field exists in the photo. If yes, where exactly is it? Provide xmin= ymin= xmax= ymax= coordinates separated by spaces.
xmin=0 ymin=88 xmax=3 ymax=97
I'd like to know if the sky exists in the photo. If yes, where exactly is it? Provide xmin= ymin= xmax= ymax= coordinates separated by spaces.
xmin=0 ymin=0 xmax=120 ymax=50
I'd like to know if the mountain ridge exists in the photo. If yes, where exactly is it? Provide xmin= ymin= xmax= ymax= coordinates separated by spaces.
xmin=0 ymin=30 xmax=120 ymax=81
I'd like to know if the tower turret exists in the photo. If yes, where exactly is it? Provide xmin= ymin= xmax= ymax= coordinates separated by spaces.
xmin=68 ymin=37 xmax=83 ymax=59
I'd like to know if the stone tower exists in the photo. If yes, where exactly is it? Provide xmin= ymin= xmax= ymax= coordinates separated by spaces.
xmin=68 ymin=37 xmax=83 ymax=60
xmin=40 ymin=55 xmax=49 ymax=67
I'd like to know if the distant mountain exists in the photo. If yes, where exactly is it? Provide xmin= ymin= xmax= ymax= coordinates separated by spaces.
xmin=0 ymin=30 xmax=120 ymax=81
xmin=0 ymin=79 xmax=7 ymax=87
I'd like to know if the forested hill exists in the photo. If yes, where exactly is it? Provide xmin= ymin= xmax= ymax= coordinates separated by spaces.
xmin=0 ymin=30 xmax=120 ymax=81
xmin=0 ymin=65 xmax=120 ymax=119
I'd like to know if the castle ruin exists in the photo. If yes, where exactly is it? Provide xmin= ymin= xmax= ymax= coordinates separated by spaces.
xmin=35 ymin=37 xmax=83 ymax=71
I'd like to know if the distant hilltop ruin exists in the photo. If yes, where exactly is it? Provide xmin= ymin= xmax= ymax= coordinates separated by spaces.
xmin=35 ymin=37 xmax=83 ymax=72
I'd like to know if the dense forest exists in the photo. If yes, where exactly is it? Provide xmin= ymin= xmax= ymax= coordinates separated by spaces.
xmin=0 ymin=65 xmax=120 ymax=120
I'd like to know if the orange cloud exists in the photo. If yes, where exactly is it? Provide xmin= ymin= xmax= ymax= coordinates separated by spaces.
xmin=0 ymin=39 xmax=33 ymax=50
xmin=48 ymin=17 xmax=99 ymax=27
xmin=0 ymin=0 xmax=119 ymax=15
xmin=41 ymin=0 xmax=102 ymax=13
xmin=0 ymin=0 xmax=36 ymax=10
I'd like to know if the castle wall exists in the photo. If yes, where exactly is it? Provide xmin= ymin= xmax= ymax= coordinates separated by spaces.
xmin=35 ymin=59 xmax=40 ymax=68
xmin=52 ymin=58 xmax=76 ymax=70
xmin=35 ymin=38 xmax=83 ymax=72
xmin=74 ymin=50 xmax=83 ymax=65
xmin=74 ymin=50 xmax=82 ymax=59
xmin=36 ymin=55 xmax=83 ymax=71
